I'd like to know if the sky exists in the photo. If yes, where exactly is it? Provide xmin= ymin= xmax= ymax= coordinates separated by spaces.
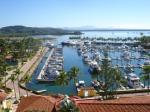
xmin=0 ymin=0 xmax=150 ymax=29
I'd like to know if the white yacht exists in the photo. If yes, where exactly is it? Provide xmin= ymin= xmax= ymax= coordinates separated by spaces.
xmin=75 ymin=80 xmax=85 ymax=92
xmin=89 ymin=61 xmax=101 ymax=73
xmin=82 ymin=54 xmax=91 ymax=64
xmin=93 ymin=52 xmax=101 ymax=61
xmin=84 ymin=41 xmax=91 ymax=46
xmin=46 ymin=41 xmax=55 ymax=48
xmin=126 ymin=73 xmax=140 ymax=88
xmin=121 ymin=51 xmax=130 ymax=60
xmin=144 ymin=60 xmax=150 ymax=66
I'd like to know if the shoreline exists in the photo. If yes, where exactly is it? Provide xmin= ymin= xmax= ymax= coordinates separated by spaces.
xmin=19 ymin=47 xmax=49 ymax=94
xmin=6 ymin=46 xmax=48 ymax=98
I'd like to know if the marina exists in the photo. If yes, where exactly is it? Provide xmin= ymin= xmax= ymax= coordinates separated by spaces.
xmin=26 ymin=31 xmax=150 ymax=95
xmin=2 ymin=1 xmax=150 ymax=111
xmin=37 ymin=48 xmax=63 ymax=82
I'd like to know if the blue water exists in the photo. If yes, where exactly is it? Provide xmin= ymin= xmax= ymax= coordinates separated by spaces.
xmin=27 ymin=31 xmax=150 ymax=95
xmin=82 ymin=31 xmax=150 ymax=38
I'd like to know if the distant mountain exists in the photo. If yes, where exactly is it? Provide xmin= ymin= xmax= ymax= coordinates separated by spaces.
xmin=0 ymin=25 xmax=81 ymax=37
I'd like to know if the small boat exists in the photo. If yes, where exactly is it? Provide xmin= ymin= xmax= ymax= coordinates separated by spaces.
xmin=126 ymin=73 xmax=141 ymax=88
xmin=91 ymin=80 xmax=100 ymax=88
xmin=36 ymin=89 xmax=46 ymax=94
xmin=89 ymin=61 xmax=101 ymax=73
xmin=82 ymin=54 xmax=91 ymax=64
xmin=121 ymin=44 xmax=129 ymax=50
xmin=62 ymin=41 xmax=69 ymax=45
xmin=121 ymin=51 xmax=130 ymax=60
xmin=70 ymin=41 xmax=77 ymax=46
xmin=84 ymin=41 xmax=91 ymax=46
xmin=102 ymin=57 xmax=111 ymax=62
xmin=92 ymin=52 xmax=101 ymax=61
xmin=144 ymin=60 xmax=150 ymax=66
xmin=76 ymin=80 xmax=85 ymax=92
xmin=84 ymin=58 xmax=92 ymax=64
xmin=46 ymin=41 xmax=55 ymax=48
xmin=124 ymin=65 xmax=134 ymax=73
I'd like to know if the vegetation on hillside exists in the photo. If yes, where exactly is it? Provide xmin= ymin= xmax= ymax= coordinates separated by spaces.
xmin=0 ymin=25 xmax=81 ymax=37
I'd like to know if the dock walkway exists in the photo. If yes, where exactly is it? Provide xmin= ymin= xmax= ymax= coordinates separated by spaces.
xmin=36 ymin=48 xmax=54 ymax=81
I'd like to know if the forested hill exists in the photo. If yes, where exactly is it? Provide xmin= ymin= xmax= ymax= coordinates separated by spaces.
xmin=0 ymin=26 xmax=81 ymax=37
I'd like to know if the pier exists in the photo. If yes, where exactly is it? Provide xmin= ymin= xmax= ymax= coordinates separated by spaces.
xmin=36 ymin=48 xmax=54 ymax=82
xmin=36 ymin=47 xmax=64 ymax=82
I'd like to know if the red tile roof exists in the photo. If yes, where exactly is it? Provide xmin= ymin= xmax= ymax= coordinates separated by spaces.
xmin=78 ymin=104 xmax=150 ymax=112
xmin=0 ymin=92 xmax=7 ymax=101
xmin=74 ymin=95 xmax=150 ymax=112
xmin=16 ymin=95 xmax=57 ymax=112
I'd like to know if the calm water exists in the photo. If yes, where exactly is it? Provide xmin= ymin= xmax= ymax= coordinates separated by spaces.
xmin=82 ymin=31 xmax=150 ymax=38
xmin=27 ymin=31 xmax=150 ymax=95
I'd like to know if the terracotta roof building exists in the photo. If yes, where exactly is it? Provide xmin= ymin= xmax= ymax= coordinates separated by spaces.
xmin=74 ymin=95 xmax=150 ymax=112
xmin=16 ymin=95 xmax=150 ymax=112
xmin=16 ymin=95 xmax=57 ymax=112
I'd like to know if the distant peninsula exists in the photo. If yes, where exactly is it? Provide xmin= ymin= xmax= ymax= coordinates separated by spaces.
xmin=0 ymin=25 xmax=82 ymax=37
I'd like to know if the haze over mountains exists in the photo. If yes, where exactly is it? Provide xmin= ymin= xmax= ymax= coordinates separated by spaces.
xmin=64 ymin=26 xmax=150 ymax=31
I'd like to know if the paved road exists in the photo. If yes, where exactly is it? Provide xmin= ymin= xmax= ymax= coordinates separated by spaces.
xmin=7 ymin=47 xmax=48 ymax=99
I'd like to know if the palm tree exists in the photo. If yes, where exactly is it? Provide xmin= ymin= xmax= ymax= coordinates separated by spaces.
xmin=91 ymin=68 xmax=101 ymax=80
xmin=140 ymin=73 xmax=148 ymax=88
xmin=98 ymin=50 xmax=125 ymax=99
xmin=68 ymin=66 xmax=80 ymax=84
xmin=111 ymin=67 xmax=126 ymax=97
xmin=58 ymin=96 xmax=79 ymax=112
xmin=9 ymin=74 xmax=17 ymax=99
xmin=0 ymin=63 xmax=8 ymax=88
xmin=55 ymin=70 xmax=69 ymax=86
xmin=58 ymin=101 xmax=79 ymax=112
xmin=142 ymin=65 xmax=150 ymax=94
xmin=13 ymin=68 xmax=23 ymax=98
xmin=0 ymin=40 xmax=11 ymax=88
xmin=18 ymin=38 xmax=26 ymax=65
xmin=24 ymin=75 xmax=31 ymax=96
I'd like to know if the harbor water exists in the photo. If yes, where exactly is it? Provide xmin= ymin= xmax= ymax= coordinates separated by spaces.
xmin=27 ymin=31 xmax=150 ymax=95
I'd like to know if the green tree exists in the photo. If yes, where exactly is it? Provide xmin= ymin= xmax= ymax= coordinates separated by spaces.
xmin=98 ymin=50 xmax=124 ymax=99
xmin=111 ymin=67 xmax=126 ymax=97
xmin=58 ymin=102 xmax=79 ymax=112
xmin=58 ymin=96 xmax=79 ymax=112
xmin=0 ymin=62 xmax=9 ymax=88
xmin=68 ymin=66 xmax=80 ymax=84
xmin=13 ymin=68 xmax=23 ymax=98
xmin=9 ymin=74 xmax=17 ymax=99
xmin=140 ymin=73 xmax=148 ymax=88
xmin=142 ymin=65 xmax=150 ymax=94
xmin=56 ymin=70 xmax=69 ymax=86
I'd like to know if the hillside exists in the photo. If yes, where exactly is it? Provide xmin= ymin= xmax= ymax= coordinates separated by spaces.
xmin=0 ymin=26 xmax=81 ymax=37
